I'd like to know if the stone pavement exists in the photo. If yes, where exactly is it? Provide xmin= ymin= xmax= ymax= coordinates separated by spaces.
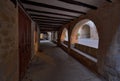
xmin=22 ymin=41 xmax=104 ymax=81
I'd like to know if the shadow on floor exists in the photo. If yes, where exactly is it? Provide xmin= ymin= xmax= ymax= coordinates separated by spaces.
xmin=22 ymin=41 xmax=104 ymax=81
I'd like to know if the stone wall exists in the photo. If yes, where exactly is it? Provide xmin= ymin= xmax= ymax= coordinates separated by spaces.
xmin=74 ymin=43 xmax=97 ymax=58
xmin=69 ymin=49 xmax=97 ymax=73
xmin=0 ymin=0 xmax=18 ymax=81
xmin=31 ymin=21 xmax=41 ymax=59
xmin=104 ymin=26 xmax=120 ymax=81
xmin=36 ymin=25 xmax=40 ymax=51
xmin=58 ymin=0 xmax=120 ymax=81
xmin=31 ymin=21 xmax=36 ymax=58
xmin=63 ymin=41 xmax=69 ymax=46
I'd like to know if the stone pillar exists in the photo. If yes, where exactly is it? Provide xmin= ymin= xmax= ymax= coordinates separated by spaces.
xmin=68 ymin=27 xmax=71 ymax=53
xmin=37 ymin=26 xmax=41 ymax=51
xmin=31 ymin=21 xmax=35 ymax=58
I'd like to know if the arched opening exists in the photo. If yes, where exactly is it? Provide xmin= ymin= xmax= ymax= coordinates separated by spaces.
xmin=40 ymin=32 xmax=49 ymax=40
xmin=55 ymin=31 xmax=58 ymax=42
xmin=51 ymin=31 xmax=58 ymax=42
xmin=47 ymin=32 xmax=52 ymax=41
xmin=79 ymin=25 xmax=90 ymax=38
xmin=70 ymin=19 xmax=99 ymax=62
xmin=71 ymin=19 xmax=99 ymax=49
xmin=61 ymin=28 xmax=68 ymax=46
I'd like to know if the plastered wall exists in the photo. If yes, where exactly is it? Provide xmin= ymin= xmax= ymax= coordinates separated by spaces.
xmin=0 ymin=0 xmax=19 ymax=81
xmin=31 ymin=21 xmax=36 ymax=58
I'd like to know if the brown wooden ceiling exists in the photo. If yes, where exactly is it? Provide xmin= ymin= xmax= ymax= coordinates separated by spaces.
xmin=20 ymin=0 xmax=112 ymax=31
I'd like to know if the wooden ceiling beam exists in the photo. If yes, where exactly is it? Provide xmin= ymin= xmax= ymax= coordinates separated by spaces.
xmin=38 ymin=23 xmax=62 ymax=25
xmin=35 ymin=20 xmax=67 ymax=24
xmin=32 ymin=17 xmax=71 ymax=21
xmin=20 ymin=0 xmax=86 ymax=14
xmin=39 ymin=25 xmax=59 ymax=27
xmin=30 ymin=14 xmax=72 ymax=20
xmin=59 ymin=0 xmax=97 ymax=9
xmin=26 ymin=8 xmax=77 ymax=18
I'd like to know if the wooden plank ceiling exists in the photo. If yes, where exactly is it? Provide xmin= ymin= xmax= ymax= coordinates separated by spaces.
xmin=20 ymin=0 xmax=112 ymax=31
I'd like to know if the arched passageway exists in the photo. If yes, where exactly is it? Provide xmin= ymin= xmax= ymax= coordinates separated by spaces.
xmin=79 ymin=25 xmax=90 ymax=38
xmin=40 ymin=32 xmax=49 ymax=40
xmin=61 ymin=28 xmax=68 ymax=46
xmin=51 ymin=31 xmax=58 ymax=42
xmin=69 ymin=19 xmax=99 ymax=64
xmin=1 ymin=0 xmax=120 ymax=81
xmin=71 ymin=19 xmax=99 ymax=49
xmin=40 ymin=32 xmax=52 ymax=41
xmin=55 ymin=31 xmax=58 ymax=42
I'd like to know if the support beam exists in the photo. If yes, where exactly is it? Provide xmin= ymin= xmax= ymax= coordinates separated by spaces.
xmin=30 ymin=14 xmax=72 ymax=20
xmin=38 ymin=22 xmax=62 ymax=25
xmin=32 ymin=17 xmax=71 ymax=21
xmin=39 ymin=25 xmax=59 ymax=28
xmin=59 ymin=0 xmax=97 ymax=9
xmin=26 ymin=8 xmax=77 ymax=18
xmin=38 ymin=23 xmax=62 ymax=26
xmin=34 ymin=20 xmax=68 ymax=23
xmin=20 ymin=0 xmax=86 ymax=14
xmin=40 ymin=27 xmax=58 ymax=30
xmin=35 ymin=20 xmax=67 ymax=24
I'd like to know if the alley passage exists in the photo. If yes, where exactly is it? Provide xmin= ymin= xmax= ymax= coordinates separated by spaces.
xmin=23 ymin=41 xmax=103 ymax=81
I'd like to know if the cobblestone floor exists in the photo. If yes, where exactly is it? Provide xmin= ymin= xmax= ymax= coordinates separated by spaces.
xmin=22 ymin=41 xmax=104 ymax=81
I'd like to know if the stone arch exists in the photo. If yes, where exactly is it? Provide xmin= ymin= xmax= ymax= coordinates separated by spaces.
xmin=55 ymin=31 xmax=58 ymax=41
xmin=71 ymin=19 xmax=99 ymax=48
xmin=47 ymin=32 xmax=52 ymax=40
xmin=79 ymin=25 xmax=90 ymax=38
xmin=61 ymin=28 xmax=68 ymax=42
xmin=40 ymin=32 xmax=49 ymax=40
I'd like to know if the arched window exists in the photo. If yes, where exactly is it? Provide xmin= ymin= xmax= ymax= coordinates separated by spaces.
xmin=61 ymin=28 xmax=68 ymax=46
xmin=71 ymin=19 xmax=99 ymax=48
xmin=61 ymin=28 xmax=68 ymax=42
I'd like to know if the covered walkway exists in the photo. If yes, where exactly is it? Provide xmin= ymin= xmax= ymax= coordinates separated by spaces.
xmin=22 ymin=41 xmax=103 ymax=81
xmin=1 ymin=0 xmax=120 ymax=81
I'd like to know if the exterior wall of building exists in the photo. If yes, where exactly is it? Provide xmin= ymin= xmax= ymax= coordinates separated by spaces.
xmin=58 ymin=0 xmax=120 ymax=81
xmin=0 ymin=0 xmax=19 ymax=81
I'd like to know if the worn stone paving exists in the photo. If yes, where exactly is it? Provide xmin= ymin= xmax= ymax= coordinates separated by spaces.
xmin=22 ymin=41 xmax=104 ymax=81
